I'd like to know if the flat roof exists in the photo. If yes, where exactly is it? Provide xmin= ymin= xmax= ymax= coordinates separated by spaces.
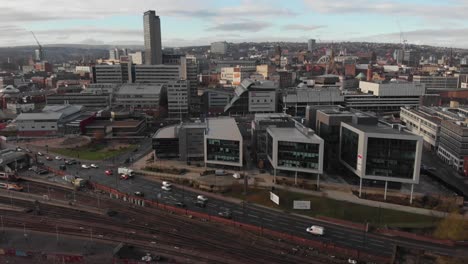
xmin=318 ymin=108 xmax=354 ymax=116
xmin=402 ymin=107 xmax=442 ymax=124
xmin=16 ymin=112 xmax=63 ymax=121
xmin=268 ymin=126 xmax=323 ymax=144
xmin=118 ymin=83 xmax=163 ymax=95
xmin=205 ymin=117 xmax=242 ymax=140
xmin=344 ymin=122 xmax=417 ymax=136
xmin=153 ymin=125 xmax=178 ymax=139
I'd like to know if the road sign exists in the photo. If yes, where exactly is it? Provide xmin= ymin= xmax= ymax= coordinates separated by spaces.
xmin=293 ymin=200 xmax=311 ymax=210
xmin=270 ymin=192 xmax=279 ymax=205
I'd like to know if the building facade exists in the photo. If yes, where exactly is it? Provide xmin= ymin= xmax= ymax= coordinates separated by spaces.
xmin=167 ymin=79 xmax=189 ymax=119
xmin=134 ymin=65 xmax=182 ymax=84
xmin=115 ymin=83 xmax=162 ymax=111
xmin=204 ymin=117 xmax=243 ymax=168
xmin=413 ymin=75 xmax=459 ymax=93
xmin=143 ymin=10 xmax=162 ymax=65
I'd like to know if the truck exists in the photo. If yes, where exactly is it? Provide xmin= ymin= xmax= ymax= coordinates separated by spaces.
xmin=306 ymin=225 xmax=324 ymax=236
xmin=118 ymin=167 xmax=135 ymax=177
xmin=62 ymin=175 xmax=88 ymax=189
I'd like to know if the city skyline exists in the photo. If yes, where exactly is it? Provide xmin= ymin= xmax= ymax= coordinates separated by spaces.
xmin=1 ymin=0 xmax=468 ymax=48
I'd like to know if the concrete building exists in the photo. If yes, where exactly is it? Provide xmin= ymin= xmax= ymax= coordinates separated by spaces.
xmin=339 ymin=120 xmax=423 ymax=199
xmin=167 ymin=79 xmax=190 ymax=119
xmin=115 ymin=83 xmax=162 ymax=111
xmin=129 ymin=51 xmax=144 ymax=65
xmin=400 ymin=106 xmax=442 ymax=150
xmin=267 ymin=120 xmax=324 ymax=183
xmin=224 ymin=79 xmax=278 ymax=115
xmin=152 ymin=121 xmax=206 ymax=161
xmin=201 ymin=88 xmax=234 ymax=114
xmin=204 ymin=117 xmax=243 ymax=168
xmin=46 ymin=93 xmax=111 ymax=109
xmin=271 ymin=70 xmax=293 ymax=88
xmin=143 ymin=10 xmax=162 ymax=65
xmin=220 ymin=66 xmax=256 ymax=85
xmin=413 ymin=75 xmax=459 ymax=93
xmin=211 ymin=41 xmax=228 ymax=55
xmin=359 ymin=81 xmax=426 ymax=96
xmin=438 ymin=118 xmax=468 ymax=173
xmin=134 ymin=65 xmax=182 ymax=84
xmin=93 ymin=64 xmax=132 ymax=84
xmin=308 ymin=39 xmax=316 ymax=52
xmin=252 ymin=113 xmax=295 ymax=163
xmin=281 ymin=88 xmax=345 ymax=116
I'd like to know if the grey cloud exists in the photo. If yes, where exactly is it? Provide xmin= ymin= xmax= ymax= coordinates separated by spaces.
xmin=208 ymin=21 xmax=272 ymax=32
xmin=282 ymin=24 xmax=325 ymax=31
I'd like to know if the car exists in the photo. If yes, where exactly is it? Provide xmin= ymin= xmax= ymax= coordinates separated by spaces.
xmin=175 ymin=202 xmax=186 ymax=208
xmin=233 ymin=173 xmax=241 ymax=179
xmin=120 ymin=174 xmax=130 ymax=180
xmin=162 ymin=181 xmax=172 ymax=187
xmin=0 ymin=183 xmax=23 ymax=191
xmin=197 ymin=195 xmax=208 ymax=202
xmin=16 ymin=147 xmax=23 ymax=152
xmin=55 ymin=156 xmax=62 ymax=160
xmin=65 ymin=159 xmax=77 ymax=165
xmin=37 ymin=152 xmax=44 ymax=156
xmin=218 ymin=211 xmax=232 ymax=219
xmin=90 ymin=164 xmax=99 ymax=168
xmin=306 ymin=225 xmax=324 ymax=236
xmin=348 ymin=259 xmax=357 ymax=264
xmin=45 ymin=156 xmax=53 ymax=161
xmin=59 ymin=164 xmax=67 ymax=170
xmin=105 ymin=170 xmax=113 ymax=176
xmin=195 ymin=200 xmax=206 ymax=208
xmin=161 ymin=185 xmax=172 ymax=191
xmin=81 ymin=164 xmax=90 ymax=169
xmin=25 ymin=148 xmax=32 ymax=153
xmin=134 ymin=191 xmax=144 ymax=197
xmin=36 ymin=169 xmax=49 ymax=175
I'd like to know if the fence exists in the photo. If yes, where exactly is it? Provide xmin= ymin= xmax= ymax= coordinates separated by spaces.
xmin=0 ymin=248 xmax=84 ymax=263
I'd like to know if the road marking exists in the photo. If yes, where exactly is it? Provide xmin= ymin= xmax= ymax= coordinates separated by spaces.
xmin=263 ymin=218 xmax=273 ymax=222
xmin=233 ymin=210 xmax=243 ymax=214
xmin=248 ymin=214 xmax=259 ymax=218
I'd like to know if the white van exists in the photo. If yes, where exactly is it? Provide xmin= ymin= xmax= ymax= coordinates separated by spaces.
xmin=306 ymin=225 xmax=324 ymax=236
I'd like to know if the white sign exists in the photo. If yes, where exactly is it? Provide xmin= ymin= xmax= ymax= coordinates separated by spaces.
xmin=270 ymin=192 xmax=279 ymax=205
xmin=357 ymin=153 xmax=363 ymax=171
xmin=293 ymin=200 xmax=311 ymax=210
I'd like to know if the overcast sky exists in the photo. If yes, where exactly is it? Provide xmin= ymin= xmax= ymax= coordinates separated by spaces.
xmin=1 ymin=0 xmax=468 ymax=48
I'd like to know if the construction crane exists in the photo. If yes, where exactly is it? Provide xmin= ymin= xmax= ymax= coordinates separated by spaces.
xmin=30 ymin=31 xmax=44 ymax=62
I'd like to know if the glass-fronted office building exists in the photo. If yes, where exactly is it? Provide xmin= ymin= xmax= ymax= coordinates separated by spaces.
xmin=204 ymin=117 xmax=243 ymax=168
xmin=206 ymin=139 xmax=240 ymax=163
xmin=339 ymin=122 xmax=422 ymax=184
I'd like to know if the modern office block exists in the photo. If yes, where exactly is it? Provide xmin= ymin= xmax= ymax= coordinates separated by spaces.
xmin=143 ymin=10 xmax=162 ymax=65
xmin=204 ymin=117 xmax=243 ymax=168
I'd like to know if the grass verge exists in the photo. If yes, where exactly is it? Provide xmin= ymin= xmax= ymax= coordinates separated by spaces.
xmin=224 ymin=184 xmax=440 ymax=228
xmin=51 ymin=144 xmax=135 ymax=161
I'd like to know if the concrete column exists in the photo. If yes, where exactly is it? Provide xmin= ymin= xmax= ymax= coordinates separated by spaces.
xmin=295 ymin=171 xmax=298 ymax=185
xmin=384 ymin=181 xmax=388 ymax=201
xmin=316 ymin=174 xmax=320 ymax=190
xmin=359 ymin=178 xmax=363 ymax=198
xmin=410 ymin=184 xmax=414 ymax=204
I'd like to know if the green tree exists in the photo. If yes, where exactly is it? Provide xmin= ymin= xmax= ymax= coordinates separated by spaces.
xmin=433 ymin=212 xmax=468 ymax=240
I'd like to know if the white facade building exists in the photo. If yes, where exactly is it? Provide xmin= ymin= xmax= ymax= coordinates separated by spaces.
xmin=167 ymin=79 xmax=190 ymax=119
xmin=204 ymin=117 xmax=243 ymax=168
xmin=134 ymin=65 xmax=182 ymax=84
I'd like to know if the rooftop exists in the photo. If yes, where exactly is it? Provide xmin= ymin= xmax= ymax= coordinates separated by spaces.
xmin=205 ymin=117 xmax=242 ymax=140
xmin=16 ymin=112 xmax=63 ymax=121
xmin=118 ymin=83 xmax=163 ymax=95
xmin=345 ymin=122 xmax=417 ymax=137
xmin=267 ymin=125 xmax=323 ymax=144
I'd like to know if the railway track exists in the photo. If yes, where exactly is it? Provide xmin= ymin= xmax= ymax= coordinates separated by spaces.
xmin=0 ymin=196 xmax=340 ymax=263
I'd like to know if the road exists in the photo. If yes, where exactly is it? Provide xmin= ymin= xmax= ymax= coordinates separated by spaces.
xmin=19 ymin=153 xmax=467 ymax=260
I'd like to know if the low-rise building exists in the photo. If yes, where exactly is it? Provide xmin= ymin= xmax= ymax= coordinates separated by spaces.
xmin=115 ymin=83 xmax=163 ymax=111
xmin=224 ymin=79 xmax=278 ymax=115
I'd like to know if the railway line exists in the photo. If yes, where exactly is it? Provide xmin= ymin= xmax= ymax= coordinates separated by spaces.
xmin=0 ymin=192 xmax=343 ymax=263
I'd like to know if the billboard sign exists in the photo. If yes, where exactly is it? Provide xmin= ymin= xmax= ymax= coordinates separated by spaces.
xmin=293 ymin=200 xmax=311 ymax=210
xmin=270 ymin=192 xmax=279 ymax=205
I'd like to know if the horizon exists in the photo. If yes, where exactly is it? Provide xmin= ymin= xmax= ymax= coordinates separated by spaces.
xmin=2 ymin=0 xmax=468 ymax=49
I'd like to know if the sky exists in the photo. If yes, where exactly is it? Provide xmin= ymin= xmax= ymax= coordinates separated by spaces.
xmin=1 ymin=0 xmax=468 ymax=48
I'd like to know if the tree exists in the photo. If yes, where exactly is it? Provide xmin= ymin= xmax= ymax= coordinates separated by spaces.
xmin=433 ymin=212 xmax=468 ymax=241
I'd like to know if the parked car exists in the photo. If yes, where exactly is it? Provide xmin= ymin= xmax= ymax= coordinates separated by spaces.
xmin=55 ymin=156 xmax=62 ymax=160
xmin=162 ymin=181 xmax=172 ymax=187
xmin=233 ymin=173 xmax=241 ymax=179
xmin=105 ymin=170 xmax=113 ymax=176
xmin=0 ymin=183 xmax=23 ymax=191
xmin=195 ymin=200 xmax=206 ymax=208
xmin=197 ymin=195 xmax=208 ymax=202
xmin=59 ymin=164 xmax=67 ymax=170
xmin=175 ymin=202 xmax=186 ymax=208
xmin=81 ymin=164 xmax=90 ymax=169
xmin=120 ymin=174 xmax=130 ymax=180
xmin=306 ymin=225 xmax=324 ymax=236
xmin=45 ymin=156 xmax=53 ymax=161
xmin=65 ymin=159 xmax=77 ymax=165
xmin=90 ymin=164 xmax=99 ymax=168
xmin=37 ymin=152 xmax=44 ymax=156
xmin=134 ymin=191 xmax=144 ymax=197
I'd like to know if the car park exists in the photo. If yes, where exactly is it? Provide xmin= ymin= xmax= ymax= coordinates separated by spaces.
xmin=90 ymin=164 xmax=98 ymax=168
xmin=81 ymin=164 xmax=90 ymax=169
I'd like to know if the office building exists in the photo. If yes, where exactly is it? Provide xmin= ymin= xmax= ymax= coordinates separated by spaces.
xmin=400 ymin=106 xmax=442 ymax=150
xmin=220 ymin=66 xmax=256 ymax=85
xmin=413 ymin=75 xmax=459 ymax=93
xmin=134 ymin=65 xmax=182 ymax=84
xmin=252 ymin=113 xmax=295 ymax=163
xmin=256 ymin=65 xmax=276 ymax=80
xmin=438 ymin=118 xmax=468 ymax=173
xmin=201 ymin=88 xmax=234 ymax=114
xmin=143 ymin=10 xmax=163 ymax=65
xmin=167 ymin=79 xmax=190 ymax=119
xmin=308 ymin=39 xmax=316 ymax=52
xmin=267 ymin=120 xmax=324 ymax=182
xmin=224 ymin=79 xmax=278 ymax=115
xmin=152 ymin=121 xmax=206 ymax=161
xmin=46 ymin=93 xmax=111 ymax=109
xmin=403 ymin=50 xmax=420 ymax=67
xmin=211 ymin=41 xmax=228 ymax=55
xmin=281 ymin=87 xmax=345 ymax=116
xmin=93 ymin=64 xmax=132 ymax=84
xmin=115 ymin=83 xmax=162 ymax=111
xmin=204 ymin=117 xmax=243 ymax=168
xmin=271 ymin=70 xmax=293 ymax=88
xmin=339 ymin=120 xmax=423 ymax=198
